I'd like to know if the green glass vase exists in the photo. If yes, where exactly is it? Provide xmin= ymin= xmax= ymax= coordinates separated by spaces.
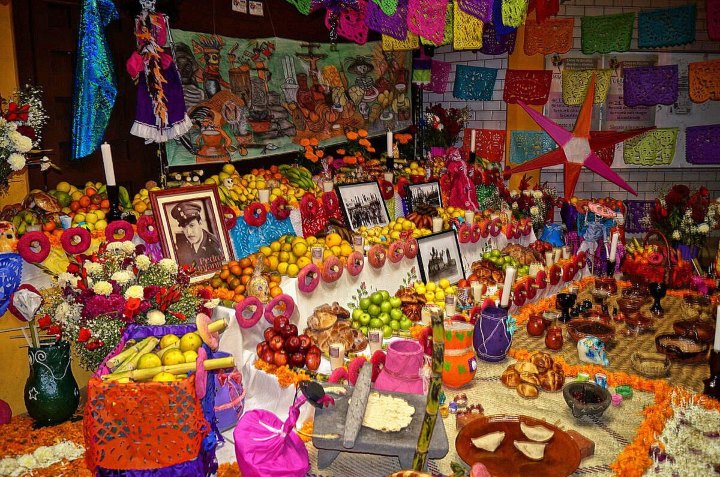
xmin=24 ymin=340 xmax=80 ymax=426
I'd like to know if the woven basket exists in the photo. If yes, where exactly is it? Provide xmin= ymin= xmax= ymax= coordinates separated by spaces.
xmin=631 ymin=351 xmax=671 ymax=378
xmin=623 ymin=229 xmax=674 ymax=285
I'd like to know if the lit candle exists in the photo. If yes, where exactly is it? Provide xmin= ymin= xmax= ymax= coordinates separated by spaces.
xmin=258 ymin=188 xmax=270 ymax=203
xmin=545 ymin=251 xmax=554 ymax=268
xmin=714 ymin=306 xmax=720 ymax=351
xmin=470 ymin=129 xmax=476 ymax=153
xmin=322 ymin=180 xmax=334 ymax=192
xmin=562 ymin=246 xmax=570 ymax=260
xmin=386 ymin=131 xmax=393 ymax=158
xmin=471 ymin=282 xmax=483 ymax=303
xmin=432 ymin=216 xmax=443 ymax=233
xmin=352 ymin=234 xmax=364 ymax=253
xmin=609 ymin=232 xmax=619 ymax=262
xmin=500 ymin=266 xmax=516 ymax=308
xmin=445 ymin=295 xmax=456 ymax=317
xmin=465 ymin=211 xmax=475 ymax=224
xmin=100 ymin=142 xmax=116 ymax=186
xmin=553 ymin=247 xmax=562 ymax=263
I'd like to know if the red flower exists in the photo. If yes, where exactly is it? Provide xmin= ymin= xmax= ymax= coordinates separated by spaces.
xmin=37 ymin=314 xmax=52 ymax=329
xmin=170 ymin=311 xmax=186 ymax=321
xmin=77 ymin=327 xmax=91 ymax=343
xmin=67 ymin=263 xmax=80 ymax=274
xmin=84 ymin=340 xmax=102 ymax=351
xmin=15 ymin=125 xmax=35 ymax=141
xmin=48 ymin=325 xmax=62 ymax=335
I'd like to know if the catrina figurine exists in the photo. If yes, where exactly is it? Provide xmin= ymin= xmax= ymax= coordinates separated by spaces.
xmin=126 ymin=0 xmax=191 ymax=142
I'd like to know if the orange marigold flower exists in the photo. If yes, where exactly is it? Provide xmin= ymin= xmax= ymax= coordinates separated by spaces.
xmin=346 ymin=131 xmax=359 ymax=141
xmin=316 ymin=150 xmax=324 ymax=158
xmin=336 ymin=148 xmax=346 ymax=155
xmin=310 ymin=138 xmax=319 ymax=146
xmin=358 ymin=129 xmax=368 ymax=138
xmin=367 ymin=147 xmax=375 ymax=153
xmin=359 ymin=138 xmax=371 ymax=147
xmin=344 ymin=156 xmax=357 ymax=164
xmin=300 ymin=138 xmax=310 ymax=147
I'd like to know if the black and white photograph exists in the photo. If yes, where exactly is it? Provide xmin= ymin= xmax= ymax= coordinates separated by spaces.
xmin=406 ymin=181 xmax=442 ymax=213
xmin=150 ymin=185 xmax=234 ymax=283
xmin=416 ymin=230 xmax=465 ymax=284
xmin=336 ymin=181 xmax=391 ymax=231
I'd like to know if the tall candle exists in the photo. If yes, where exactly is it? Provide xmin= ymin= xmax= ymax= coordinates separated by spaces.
xmin=545 ymin=251 xmax=554 ymax=268
xmin=715 ymin=305 xmax=720 ymax=351
xmin=500 ymin=266 xmax=516 ymax=307
xmin=329 ymin=342 xmax=345 ymax=370
xmin=465 ymin=211 xmax=475 ymax=224
xmin=258 ymin=188 xmax=270 ymax=202
xmin=470 ymin=129 xmax=476 ymax=153
xmin=100 ymin=142 xmax=116 ymax=186
xmin=432 ymin=216 xmax=443 ymax=233
xmin=322 ymin=180 xmax=334 ymax=192
xmin=609 ymin=232 xmax=619 ymax=262
xmin=386 ymin=131 xmax=393 ymax=158
xmin=471 ymin=282 xmax=483 ymax=303
xmin=445 ymin=295 xmax=456 ymax=317
xmin=553 ymin=247 xmax=562 ymax=263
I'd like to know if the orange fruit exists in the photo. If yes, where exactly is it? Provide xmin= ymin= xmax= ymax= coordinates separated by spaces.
xmin=270 ymin=286 xmax=282 ymax=298
xmin=242 ymin=267 xmax=254 ymax=276
xmin=239 ymin=257 xmax=252 ymax=268
xmin=85 ymin=188 xmax=97 ymax=197
xmin=220 ymin=269 xmax=230 ymax=280
xmin=240 ymin=275 xmax=251 ymax=285
xmin=100 ymin=199 xmax=110 ymax=208
xmin=228 ymin=277 xmax=241 ymax=289
xmin=234 ymin=284 xmax=245 ymax=295
xmin=230 ymin=265 xmax=242 ymax=276
xmin=234 ymin=293 xmax=245 ymax=302
xmin=70 ymin=201 xmax=81 ymax=212
xmin=79 ymin=196 xmax=91 ymax=208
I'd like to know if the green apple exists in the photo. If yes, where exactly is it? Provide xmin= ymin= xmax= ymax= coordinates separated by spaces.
xmin=382 ymin=325 xmax=393 ymax=339
xmin=351 ymin=308 xmax=363 ymax=320
xmin=390 ymin=320 xmax=401 ymax=331
xmin=359 ymin=297 xmax=371 ymax=310
xmin=399 ymin=318 xmax=413 ymax=330
xmin=380 ymin=301 xmax=392 ymax=314
xmin=360 ymin=326 xmax=369 ymax=336
xmin=380 ymin=290 xmax=390 ymax=302
xmin=370 ymin=292 xmax=384 ymax=305
xmin=390 ymin=308 xmax=403 ymax=321
xmin=379 ymin=312 xmax=391 ymax=325
xmin=369 ymin=318 xmax=383 ymax=329
xmin=359 ymin=313 xmax=371 ymax=326
xmin=368 ymin=304 xmax=381 ymax=317
xmin=389 ymin=297 xmax=402 ymax=309
xmin=351 ymin=320 xmax=361 ymax=329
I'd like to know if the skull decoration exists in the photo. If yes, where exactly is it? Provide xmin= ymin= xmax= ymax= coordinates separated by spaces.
xmin=223 ymin=177 xmax=235 ymax=189
xmin=139 ymin=0 xmax=156 ymax=12
xmin=577 ymin=336 xmax=609 ymax=366
xmin=0 ymin=221 xmax=17 ymax=253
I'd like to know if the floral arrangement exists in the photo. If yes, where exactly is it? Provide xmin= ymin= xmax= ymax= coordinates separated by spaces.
xmin=333 ymin=128 xmax=375 ymax=166
xmin=500 ymin=176 xmax=557 ymax=234
xmin=299 ymin=137 xmax=323 ymax=164
xmin=0 ymin=84 xmax=48 ymax=191
xmin=420 ymin=104 xmax=469 ymax=149
xmin=649 ymin=184 xmax=718 ymax=246
xmin=37 ymin=241 xmax=205 ymax=370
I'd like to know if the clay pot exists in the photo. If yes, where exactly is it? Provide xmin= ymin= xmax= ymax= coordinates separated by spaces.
xmin=563 ymin=382 xmax=611 ymax=419
xmin=545 ymin=326 xmax=564 ymax=351
xmin=442 ymin=321 xmax=477 ymax=388
xmin=526 ymin=314 xmax=546 ymax=337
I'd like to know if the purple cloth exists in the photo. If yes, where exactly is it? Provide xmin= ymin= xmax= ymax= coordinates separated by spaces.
xmin=479 ymin=22 xmax=517 ymax=55
xmin=623 ymin=65 xmax=678 ymax=107
xmin=365 ymin=0 xmax=408 ymax=40
xmin=686 ymin=124 xmax=720 ymax=165
xmin=133 ymin=63 xmax=187 ymax=133
xmin=457 ymin=0 xmax=492 ymax=22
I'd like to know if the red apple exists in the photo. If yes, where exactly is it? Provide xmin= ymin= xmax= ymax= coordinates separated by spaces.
xmin=307 ymin=345 xmax=322 ymax=357
xmin=261 ymin=349 xmax=275 ymax=364
xmin=263 ymin=327 xmax=276 ymax=342
xmin=269 ymin=335 xmax=285 ymax=351
xmin=274 ymin=316 xmax=289 ymax=332
xmin=282 ymin=323 xmax=298 ymax=338
xmin=273 ymin=350 xmax=288 ymax=367
xmin=298 ymin=334 xmax=312 ymax=351
xmin=305 ymin=352 xmax=320 ymax=371
xmin=285 ymin=335 xmax=301 ymax=353
xmin=256 ymin=341 xmax=269 ymax=356
xmin=289 ymin=352 xmax=305 ymax=368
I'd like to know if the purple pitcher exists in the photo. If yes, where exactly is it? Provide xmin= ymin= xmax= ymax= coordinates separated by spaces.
xmin=473 ymin=306 xmax=512 ymax=362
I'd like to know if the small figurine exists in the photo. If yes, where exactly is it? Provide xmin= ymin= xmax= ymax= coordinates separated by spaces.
xmin=577 ymin=337 xmax=609 ymax=366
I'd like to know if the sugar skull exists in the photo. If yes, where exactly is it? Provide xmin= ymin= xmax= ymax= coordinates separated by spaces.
xmin=577 ymin=336 xmax=609 ymax=366
xmin=0 ymin=221 xmax=17 ymax=253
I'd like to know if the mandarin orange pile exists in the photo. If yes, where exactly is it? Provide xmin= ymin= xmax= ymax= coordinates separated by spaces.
xmin=203 ymin=254 xmax=283 ymax=304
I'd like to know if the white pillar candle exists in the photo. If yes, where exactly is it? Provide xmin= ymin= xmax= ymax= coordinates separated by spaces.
xmin=368 ymin=330 xmax=383 ymax=354
xmin=258 ymin=188 xmax=270 ymax=203
xmin=464 ymin=210 xmax=475 ymax=224
xmin=352 ymin=234 xmax=364 ymax=253
xmin=609 ymin=232 xmax=619 ymax=262
xmin=322 ymin=180 xmax=334 ymax=192
xmin=545 ymin=251 xmax=554 ymax=268
xmin=471 ymin=282 xmax=483 ymax=303
xmin=386 ymin=131 xmax=393 ymax=158
xmin=470 ymin=129 xmax=476 ymax=153
xmin=562 ymin=246 xmax=570 ymax=260
xmin=432 ymin=216 xmax=443 ymax=233
xmin=383 ymin=172 xmax=394 ymax=183
xmin=445 ymin=295 xmax=456 ymax=317
xmin=500 ymin=266 xmax=516 ymax=308
xmin=714 ymin=305 xmax=720 ymax=351
xmin=329 ymin=342 xmax=346 ymax=370
xmin=100 ymin=142 xmax=116 ymax=186
xmin=553 ymin=247 xmax=562 ymax=263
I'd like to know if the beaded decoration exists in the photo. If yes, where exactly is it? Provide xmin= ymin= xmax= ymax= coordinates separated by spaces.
xmin=287 ymin=0 xmax=313 ymax=15
xmin=623 ymin=128 xmax=678 ymax=166
xmin=622 ymin=65 xmax=678 ymax=107
xmin=524 ymin=17 xmax=574 ymax=55
xmin=453 ymin=65 xmax=498 ymax=100
xmin=430 ymin=59 xmax=452 ymax=94
xmin=365 ymin=0 xmax=407 ymax=40
xmin=407 ymin=0 xmax=449 ymax=45
xmin=638 ymin=4 xmax=696 ymax=49
xmin=709 ymin=0 xmax=720 ymax=41
xmin=535 ymin=0 xmax=559 ymax=23
xmin=462 ymin=128 xmax=506 ymax=162
xmin=501 ymin=0 xmax=528 ymax=28
xmin=372 ymin=0 xmax=398 ymax=15
xmin=686 ymin=124 xmax=720 ymax=165
xmin=509 ymin=130 xmax=557 ymax=166
xmin=581 ymin=12 xmax=634 ymax=54
xmin=324 ymin=0 xmax=369 ymax=44
xmin=561 ymin=69 xmax=612 ymax=106
xmin=503 ymin=69 xmax=553 ymax=105
xmin=453 ymin=1 xmax=484 ymax=50
xmin=457 ymin=0 xmax=492 ymax=22
xmin=479 ymin=21 xmax=516 ymax=55
xmin=492 ymin=0 xmax=517 ymax=37
xmin=422 ymin=3 xmax=454 ymax=46
xmin=688 ymin=59 xmax=720 ymax=103
xmin=382 ymin=32 xmax=419 ymax=50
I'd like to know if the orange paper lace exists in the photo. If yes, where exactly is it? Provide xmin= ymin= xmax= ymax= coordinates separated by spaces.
xmin=524 ymin=18 xmax=574 ymax=55
xmin=453 ymin=2 xmax=484 ymax=50
xmin=688 ymin=59 xmax=720 ymax=103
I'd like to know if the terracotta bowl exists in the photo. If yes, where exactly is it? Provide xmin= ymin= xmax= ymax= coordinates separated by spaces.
xmin=673 ymin=320 xmax=716 ymax=344
xmin=563 ymin=382 xmax=612 ymax=419
xmin=566 ymin=319 xmax=615 ymax=345
xmin=655 ymin=334 xmax=710 ymax=363
xmin=680 ymin=295 xmax=713 ymax=321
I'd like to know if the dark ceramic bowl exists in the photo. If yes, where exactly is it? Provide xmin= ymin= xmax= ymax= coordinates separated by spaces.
xmin=566 ymin=319 xmax=615 ymax=345
xmin=673 ymin=320 xmax=716 ymax=344
xmin=563 ymin=382 xmax=612 ymax=419
xmin=655 ymin=333 xmax=710 ymax=363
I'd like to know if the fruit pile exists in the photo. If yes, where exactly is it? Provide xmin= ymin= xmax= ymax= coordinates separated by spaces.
xmin=479 ymin=248 xmax=534 ymax=277
xmin=278 ymin=164 xmax=317 ymax=192
xmin=401 ymin=160 xmax=427 ymax=178
xmin=622 ymin=238 xmax=692 ymax=288
xmin=131 ymin=185 xmax=161 ymax=215
xmin=437 ymin=206 xmax=465 ymax=228
xmin=49 ymin=181 xmax=130 ymax=232
xmin=350 ymin=290 xmax=414 ymax=338
xmin=205 ymin=254 xmax=283 ymax=304
xmin=358 ymin=217 xmax=431 ymax=244
xmin=406 ymin=203 xmax=438 ymax=230
xmin=256 ymin=316 xmax=321 ymax=371
xmin=412 ymin=279 xmax=457 ymax=309
xmin=256 ymin=233 xmax=354 ymax=277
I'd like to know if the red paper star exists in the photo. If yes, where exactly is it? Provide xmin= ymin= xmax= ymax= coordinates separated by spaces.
xmin=510 ymin=74 xmax=654 ymax=198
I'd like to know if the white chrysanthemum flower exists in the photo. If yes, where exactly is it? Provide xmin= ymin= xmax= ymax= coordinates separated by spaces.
xmin=106 ymin=242 xmax=123 ymax=253
xmin=12 ymin=132 xmax=33 ymax=153
xmin=84 ymin=261 xmax=102 ymax=276
xmin=121 ymin=241 xmax=136 ymax=253
xmin=124 ymin=284 xmax=144 ymax=300
xmin=510 ymin=190 xmax=519 ymax=198
xmin=532 ymin=190 xmax=543 ymax=199
xmin=8 ymin=152 xmax=26 ymax=171
xmin=530 ymin=206 xmax=540 ymax=216
xmin=135 ymin=254 xmax=151 ymax=271
xmin=146 ymin=309 xmax=166 ymax=325
xmin=92 ymin=281 xmax=113 ymax=296
xmin=111 ymin=270 xmax=133 ymax=285
xmin=204 ymin=298 xmax=220 ymax=309
xmin=159 ymin=258 xmax=178 ymax=274
xmin=57 ymin=272 xmax=78 ymax=288
xmin=672 ymin=230 xmax=681 ymax=240
xmin=698 ymin=223 xmax=710 ymax=234
xmin=33 ymin=446 xmax=55 ymax=466
xmin=16 ymin=453 xmax=37 ymax=469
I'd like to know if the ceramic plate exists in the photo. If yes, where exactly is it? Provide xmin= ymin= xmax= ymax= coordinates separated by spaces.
xmin=456 ymin=415 xmax=581 ymax=477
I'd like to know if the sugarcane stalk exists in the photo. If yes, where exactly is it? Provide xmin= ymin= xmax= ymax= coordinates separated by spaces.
xmin=412 ymin=308 xmax=445 ymax=471
xmin=103 ymin=356 xmax=235 ymax=382
xmin=114 ymin=337 xmax=159 ymax=373
xmin=107 ymin=337 xmax=153 ymax=370
xmin=156 ymin=341 xmax=180 ymax=359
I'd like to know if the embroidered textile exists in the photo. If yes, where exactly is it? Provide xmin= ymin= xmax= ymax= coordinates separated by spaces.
xmin=709 ymin=0 xmax=720 ymax=41
xmin=366 ymin=0 xmax=407 ymax=39
xmin=372 ymin=0 xmax=398 ymax=15
xmin=453 ymin=2 xmax=484 ymax=50
xmin=623 ymin=65 xmax=679 ymax=107
xmin=535 ymin=0 xmax=559 ymax=23
xmin=382 ymin=32 xmax=419 ymax=50
xmin=407 ymin=0 xmax=449 ymax=45
xmin=493 ymin=0 xmax=517 ymax=36
xmin=509 ymin=130 xmax=557 ymax=166
xmin=638 ymin=4 xmax=696 ymax=48
xmin=623 ymin=128 xmax=678 ymax=166
xmin=288 ymin=0 xmax=312 ymax=15
xmin=430 ymin=60 xmax=452 ymax=94
xmin=524 ymin=17 xmax=574 ymax=55
xmin=581 ymin=12 xmax=634 ymax=54
xmin=462 ymin=128 xmax=506 ymax=162
xmin=479 ymin=22 xmax=517 ymax=55
xmin=325 ymin=0 xmax=369 ymax=44
xmin=421 ymin=3 xmax=453 ymax=46
xmin=561 ymin=69 xmax=613 ymax=106
xmin=502 ymin=0 xmax=528 ymax=28
xmin=503 ymin=69 xmax=553 ymax=105
xmin=458 ymin=0 xmax=492 ymax=22
xmin=686 ymin=124 xmax=720 ymax=165
xmin=453 ymin=65 xmax=498 ymax=100
xmin=689 ymin=59 xmax=720 ymax=103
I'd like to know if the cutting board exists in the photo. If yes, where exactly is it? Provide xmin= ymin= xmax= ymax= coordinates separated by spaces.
xmin=312 ymin=385 xmax=449 ymax=470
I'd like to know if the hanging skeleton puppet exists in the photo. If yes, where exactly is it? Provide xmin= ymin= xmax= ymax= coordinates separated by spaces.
xmin=127 ymin=0 xmax=192 ymax=143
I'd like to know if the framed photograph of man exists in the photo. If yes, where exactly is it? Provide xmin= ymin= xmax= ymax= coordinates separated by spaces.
xmin=406 ymin=181 xmax=442 ymax=213
xmin=150 ymin=185 xmax=233 ymax=283
xmin=335 ymin=181 xmax=391 ymax=231
xmin=416 ymin=230 xmax=466 ymax=284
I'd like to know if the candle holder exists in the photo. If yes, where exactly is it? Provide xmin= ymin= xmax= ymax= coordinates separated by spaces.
xmin=386 ymin=154 xmax=394 ymax=171
xmin=105 ymin=185 xmax=123 ymax=222
xmin=556 ymin=293 xmax=576 ymax=323
xmin=469 ymin=151 xmax=476 ymax=163
xmin=703 ymin=350 xmax=720 ymax=400
xmin=648 ymin=282 xmax=667 ymax=316
xmin=606 ymin=260 xmax=616 ymax=277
